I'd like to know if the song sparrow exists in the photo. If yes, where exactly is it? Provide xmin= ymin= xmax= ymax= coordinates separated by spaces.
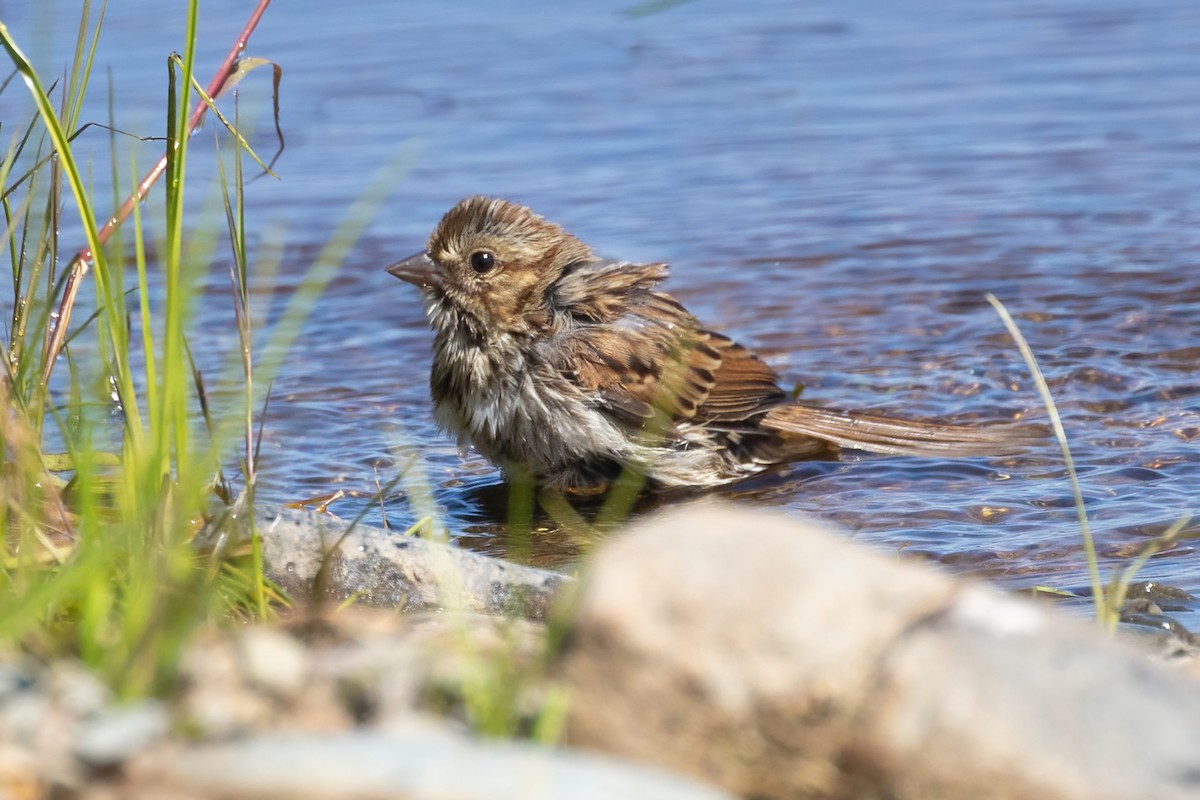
xmin=388 ymin=196 xmax=1036 ymax=492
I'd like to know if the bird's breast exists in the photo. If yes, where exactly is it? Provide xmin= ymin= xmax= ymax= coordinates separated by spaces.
xmin=427 ymin=328 xmax=629 ymax=473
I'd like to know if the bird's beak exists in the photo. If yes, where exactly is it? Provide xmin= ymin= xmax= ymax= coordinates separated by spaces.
xmin=386 ymin=251 xmax=440 ymax=289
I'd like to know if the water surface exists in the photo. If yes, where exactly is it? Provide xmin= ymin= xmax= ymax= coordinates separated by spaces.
xmin=5 ymin=0 xmax=1199 ymax=626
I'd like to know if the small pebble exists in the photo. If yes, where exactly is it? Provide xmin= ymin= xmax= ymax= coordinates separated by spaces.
xmin=49 ymin=662 xmax=112 ymax=718
xmin=239 ymin=628 xmax=309 ymax=698
xmin=0 ymin=694 xmax=49 ymax=743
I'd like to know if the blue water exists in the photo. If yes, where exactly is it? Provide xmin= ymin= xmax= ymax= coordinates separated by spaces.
xmin=4 ymin=0 xmax=1199 ymax=626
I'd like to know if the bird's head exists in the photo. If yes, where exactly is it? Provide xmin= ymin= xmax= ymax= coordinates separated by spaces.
xmin=387 ymin=196 xmax=595 ymax=337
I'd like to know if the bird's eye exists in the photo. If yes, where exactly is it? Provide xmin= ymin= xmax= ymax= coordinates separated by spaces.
xmin=469 ymin=251 xmax=496 ymax=274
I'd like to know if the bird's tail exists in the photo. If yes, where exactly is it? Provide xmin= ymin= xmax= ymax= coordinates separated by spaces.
xmin=760 ymin=403 xmax=1046 ymax=458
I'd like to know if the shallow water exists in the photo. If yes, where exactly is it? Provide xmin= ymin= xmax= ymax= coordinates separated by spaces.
xmin=5 ymin=0 xmax=1199 ymax=626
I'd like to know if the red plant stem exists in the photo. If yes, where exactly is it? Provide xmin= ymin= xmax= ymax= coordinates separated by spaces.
xmin=41 ymin=0 xmax=273 ymax=387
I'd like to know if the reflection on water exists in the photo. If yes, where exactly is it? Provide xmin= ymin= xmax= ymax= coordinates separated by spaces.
xmin=5 ymin=0 xmax=1199 ymax=625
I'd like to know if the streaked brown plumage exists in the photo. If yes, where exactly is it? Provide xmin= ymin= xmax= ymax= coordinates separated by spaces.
xmin=388 ymin=196 xmax=1039 ymax=492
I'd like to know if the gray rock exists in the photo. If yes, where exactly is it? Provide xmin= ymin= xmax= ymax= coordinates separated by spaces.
xmin=134 ymin=730 xmax=734 ymax=800
xmin=48 ymin=662 xmax=112 ymax=718
xmin=256 ymin=507 xmax=570 ymax=619
xmin=557 ymin=502 xmax=1200 ymax=800
xmin=73 ymin=702 xmax=170 ymax=769
xmin=0 ymin=693 xmax=49 ymax=745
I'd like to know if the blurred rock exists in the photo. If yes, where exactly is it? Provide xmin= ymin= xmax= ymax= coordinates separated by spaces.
xmin=311 ymin=611 xmax=547 ymax=730
xmin=73 ymin=702 xmax=169 ymax=769
xmin=557 ymin=501 xmax=1200 ymax=800
xmin=131 ymin=729 xmax=735 ymax=800
xmin=238 ymin=627 xmax=310 ymax=700
xmin=47 ymin=662 xmax=112 ymax=718
xmin=178 ymin=631 xmax=278 ymax=739
xmin=174 ymin=609 xmax=550 ymax=744
xmin=0 ymin=686 xmax=47 ymax=746
xmin=0 ymin=661 xmax=93 ymax=792
xmin=0 ymin=662 xmax=35 ymax=705
xmin=0 ymin=744 xmax=42 ymax=800
xmin=257 ymin=507 xmax=570 ymax=619
xmin=178 ymin=626 xmax=356 ymax=740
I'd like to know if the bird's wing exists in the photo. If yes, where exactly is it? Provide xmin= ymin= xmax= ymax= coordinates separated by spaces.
xmin=548 ymin=261 xmax=1043 ymax=457
xmin=550 ymin=261 xmax=785 ymax=429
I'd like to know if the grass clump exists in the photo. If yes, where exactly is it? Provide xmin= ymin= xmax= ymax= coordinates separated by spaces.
xmin=0 ymin=0 xmax=284 ymax=699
